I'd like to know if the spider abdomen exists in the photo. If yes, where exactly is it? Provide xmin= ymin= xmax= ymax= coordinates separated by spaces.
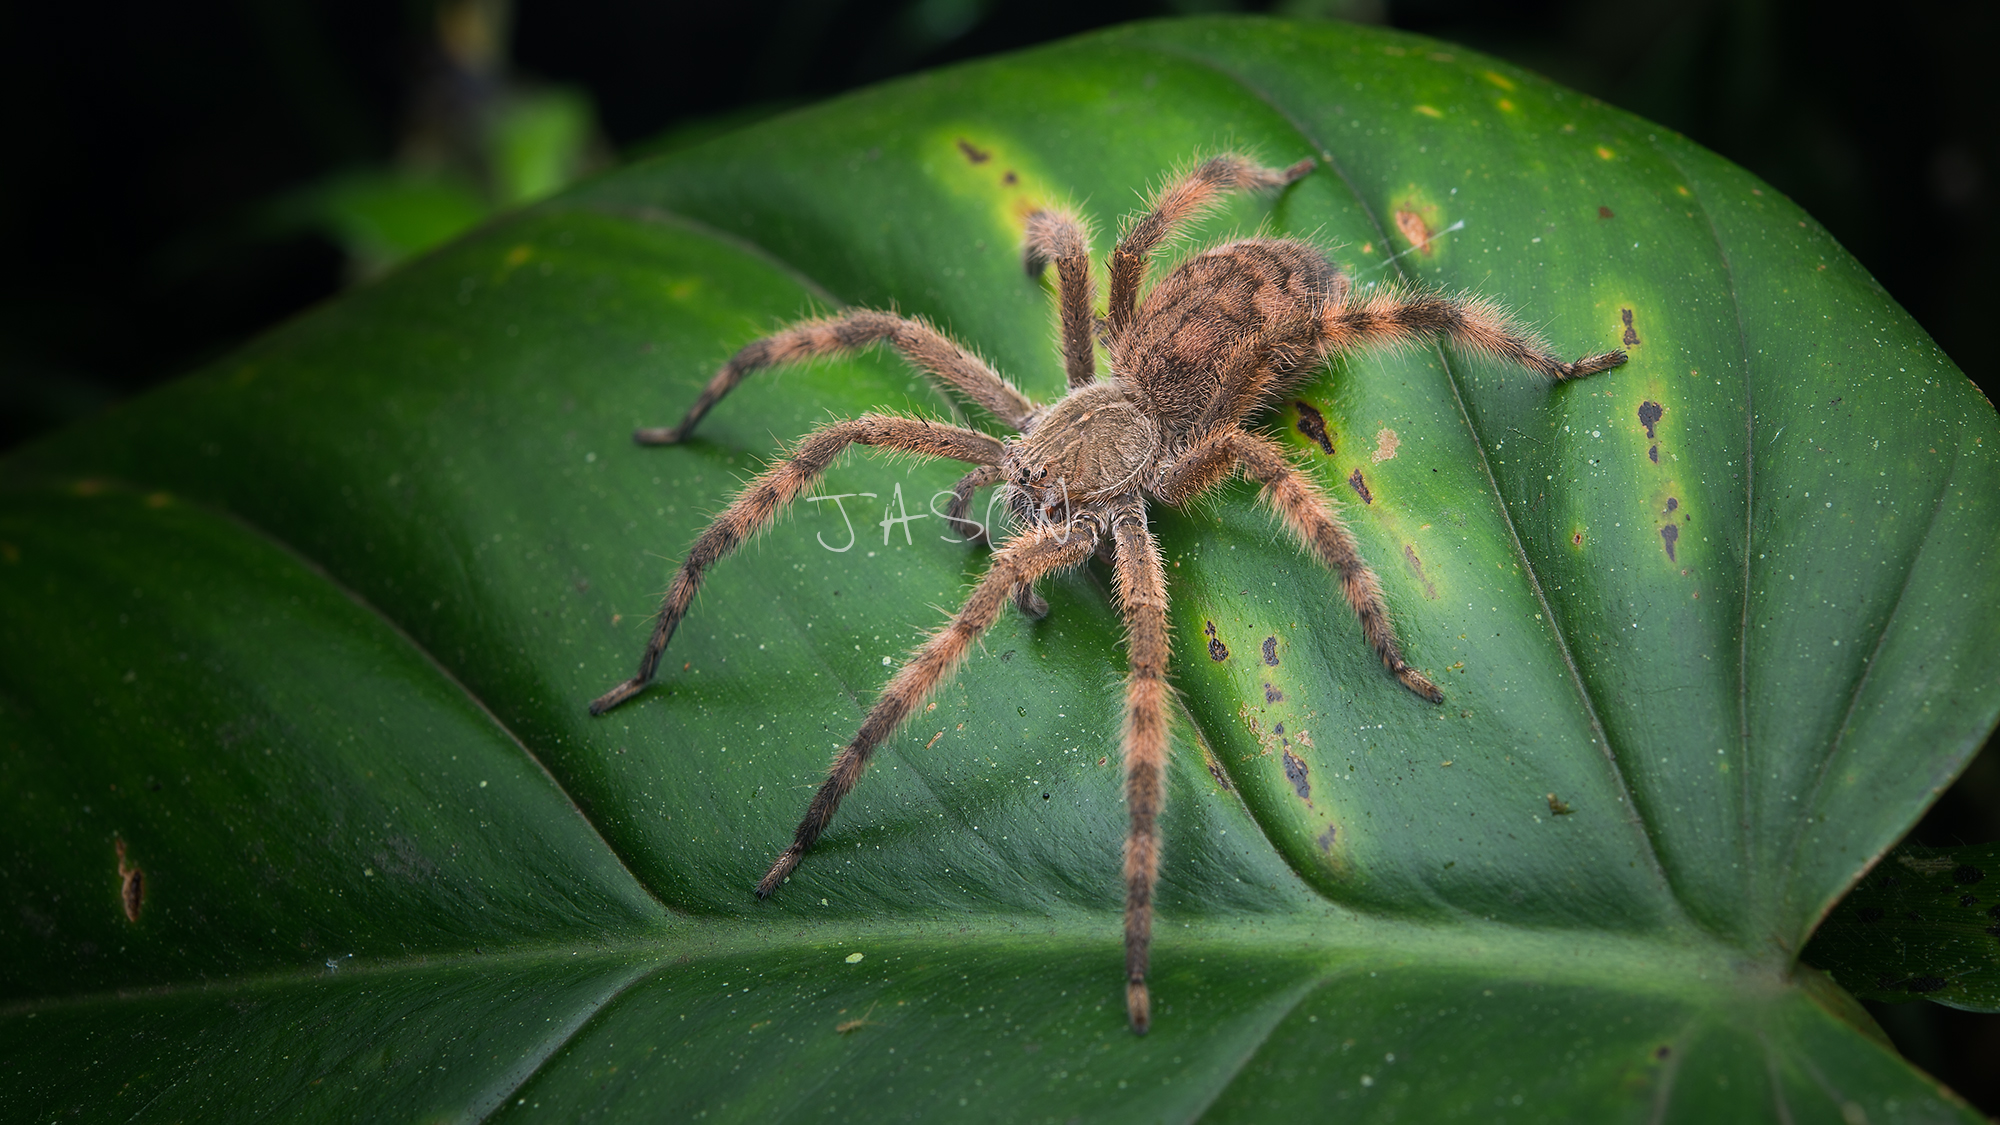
xmin=1113 ymin=238 xmax=1343 ymax=426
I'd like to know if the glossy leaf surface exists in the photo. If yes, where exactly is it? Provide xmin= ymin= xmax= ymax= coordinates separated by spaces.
xmin=4 ymin=17 xmax=1997 ymax=1122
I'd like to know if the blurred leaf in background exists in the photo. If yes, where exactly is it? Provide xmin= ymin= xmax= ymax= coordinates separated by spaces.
xmin=266 ymin=0 xmax=610 ymax=282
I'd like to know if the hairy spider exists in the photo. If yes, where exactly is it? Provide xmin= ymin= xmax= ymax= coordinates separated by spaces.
xmin=591 ymin=154 xmax=1626 ymax=1034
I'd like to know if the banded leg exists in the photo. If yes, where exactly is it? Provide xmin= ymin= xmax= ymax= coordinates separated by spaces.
xmin=1155 ymin=428 xmax=1442 ymax=703
xmin=590 ymin=414 xmax=1004 ymax=715
xmin=1107 ymin=154 xmax=1316 ymax=338
xmin=1109 ymin=499 xmax=1171 ymax=1034
xmin=1024 ymin=208 xmax=1099 ymax=389
xmin=1324 ymin=287 xmax=1627 ymax=381
xmin=637 ymin=309 xmax=1042 ymax=445
xmin=755 ymin=521 xmax=1100 ymax=896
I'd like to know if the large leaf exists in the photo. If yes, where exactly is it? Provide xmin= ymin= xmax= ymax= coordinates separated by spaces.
xmin=4 ymin=16 xmax=1997 ymax=1122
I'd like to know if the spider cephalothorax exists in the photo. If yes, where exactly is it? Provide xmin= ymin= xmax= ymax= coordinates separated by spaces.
xmin=592 ymin=154 xmax=1625 ymax=1033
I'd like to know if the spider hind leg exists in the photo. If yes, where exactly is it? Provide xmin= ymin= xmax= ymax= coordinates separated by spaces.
xmin=755 ymin=521 xmax=1099 ymax=896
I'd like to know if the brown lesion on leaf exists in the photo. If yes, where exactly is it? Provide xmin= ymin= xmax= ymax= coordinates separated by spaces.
xmin=1546 ymin=793 xmax=1574 ymax=816
xmin=1621 ymin=308 xmax=1641 ymax=347
xmin=1598 ymin=205 xmax=1615 ymax=219
xmin=1402 ymin=544 xmax=1439 ymax=600
xmin=1661 ymin=524 xmax=1679 ymax=562
xmin=1638 ymin=400 xmax=1663 ymax=439
xmin=1294 ymin=401 xmax=1335 ymax=455
xmin=1347 ymin=469 xmax=1373 ymax=505
xmin=1262 ymin=636 xmax=1280 ymax=666
xmin=1316 ymin=825 xmax=1339 ymax=853
xmin=956 ymin=138 xmax=991 ymax=164
xmin=1394 ymin=208 xmax=1437 ymax=256
xmin=1203 ymin=620 xmax=1229 ymax=662
xmin=1264 ymin=682 xmax=1284 ymax=703
xmin=1282 ymin=750 xmax=1312 ymax=801
xmin=115 ymin=838 xmax=144 ymax=922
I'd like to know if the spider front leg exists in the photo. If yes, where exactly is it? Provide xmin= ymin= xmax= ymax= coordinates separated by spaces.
xmin=755 ymin=519 xmax=1100 ymax=895
xmin=1156 ymin=428 xmax=1442 ymax=703
xmin=1107 ymin=154 xmax=1316 ymax=337
xmin=636 ymin=309 xmax=1042 ymax=445
xmin=590 ymin=414 xmax=1004 ymax=714
xmin=1024 ymin=207 xmax=1099 ymax=390
xmin=1108 ymin=500 xmax=1171 ymax=1034
xmin=1323 ymin=287 xmax=1627 ymax=382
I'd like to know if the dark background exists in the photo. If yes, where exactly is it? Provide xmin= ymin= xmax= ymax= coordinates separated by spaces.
xmin=2 ymin=0 xmax=1994 ymax=1108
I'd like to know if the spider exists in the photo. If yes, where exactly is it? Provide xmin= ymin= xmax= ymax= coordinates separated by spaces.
xmin=591 ymin=154 xmax=1626 ymax=1034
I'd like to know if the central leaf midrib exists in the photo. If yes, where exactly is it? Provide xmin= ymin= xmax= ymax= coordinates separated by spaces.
xmin=0 ymin=913 xmax=1783 ymax=1018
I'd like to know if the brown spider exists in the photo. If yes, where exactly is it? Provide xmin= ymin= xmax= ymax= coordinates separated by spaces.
xmin=591 ymin=154 xmax=1626 ymax=1034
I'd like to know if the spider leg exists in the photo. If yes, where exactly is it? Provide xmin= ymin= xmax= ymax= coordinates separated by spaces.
xmin=1155 ymin=428 xmax=1442 ymax=703
xmin=1108 ymin=499 xmax=1170 ymax=1034
xmin=590 ymin=414 xmax=1005 ymax=715
xmin=1324 ymin=287 xmax=1626 ymax=381
xmin=1024 ymin=208 xmax=1099 ymax=389
xmin=755 ymin=519 xmax=1101 ymax=896
xmin=637 ymin=309 xmax=1042 ymax=445
xmin=1107 ymin=154 xmax=1315 ymax=339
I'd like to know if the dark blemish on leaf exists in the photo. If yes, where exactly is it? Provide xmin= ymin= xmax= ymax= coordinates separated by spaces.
xmin=956 ymin=138 xmax=991 ymax=164
xmin=1283 ymin=750 xmax=1311 ymax=800
xmin=1207 ymin=759 xmax=1233 ymax=791
xmin=1572 ymin=529 xmax=1585 ymax=548
xmin=1622 ymin=308 xmax=1641 ymax=347
xmin=1664 ymin=497 xmax=1678 ymax=514
xmin=1649 ymin=444 xmax=1658 ymax=463
xmin=1203 ymin=621 xmax=1229 ymax=662
xmin=1638 ymin=400 xmax=1663 ymax=438
xmin=1294 ymin=401 xmax=1335 ymax=454
xmin=1654 ymin=1045 xmax=1671 ymax=1061
xmin=1403 ymin=544 xmax=1439 ymax=600
xmin=1262 ymin=636 xmax=1279 ymax=666
xmin=1003 ymin=170 xmax=1018 ymax=186
xmin=1598 ymin=205 xmax=1615 ymax=219
xmin=1273 ymin=723 xmax=1284 ymax=735
xmin=1661 ymin=524 xmax=1678 ymax=561
xmin=1347 ymin=469 xmax=1373 ymax=504
xmin=1317 ymin=826 xmax=1338 ymax=852
xmin=1265 ymin=683 xmax=1284 ymax=703
xmin=1955 ymin=864 xmax=1986 ymax=885
xmin=1000 ymin=650 xmax=1015 ymax=663
xmin=1987 ymin=923 xmax=2000 ymax=937
xmin=1902 ymin=976 xmax=1949 ymax=994
xmin=1988 ymin=904 xmax=2000 ymax=919
xmin=115 ymin=838 xmax=143 ymax=923
xmin=1546 ymin=793 xmax=1574 ymax=815
xmin=1858 ymin=907 xmax=1885 ymax=922
xmin=1042 ymin=792 xmax=1050 ymax=800
xmin=1959 ymin=893 xmax=1978 ymax=907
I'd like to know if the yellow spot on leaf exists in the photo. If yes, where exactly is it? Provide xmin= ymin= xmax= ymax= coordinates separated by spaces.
xmin=1675 ymin=185 xmax=1692 ymax=197
xmin=1414 ymin=105 xmax=1443 ymax=119
xmin=504 ymin=244 xmax=533 ymax=268
xmin=1497 ymin=98 xmax=1515 ymax=112
xmin=145 ymin=492 xmax=173 ymax=509
xmin=1595 ymin=146 xmax=1616 ymax=161
xmin=1482 ymin=70 xmax=1516 ymax=91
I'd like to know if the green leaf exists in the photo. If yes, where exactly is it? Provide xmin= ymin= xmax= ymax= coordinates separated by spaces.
xmin=1805 ymin=843 xmax=2000 ymax=1011
xmin=4 ymin=16 xmax=1997 ymax=1121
